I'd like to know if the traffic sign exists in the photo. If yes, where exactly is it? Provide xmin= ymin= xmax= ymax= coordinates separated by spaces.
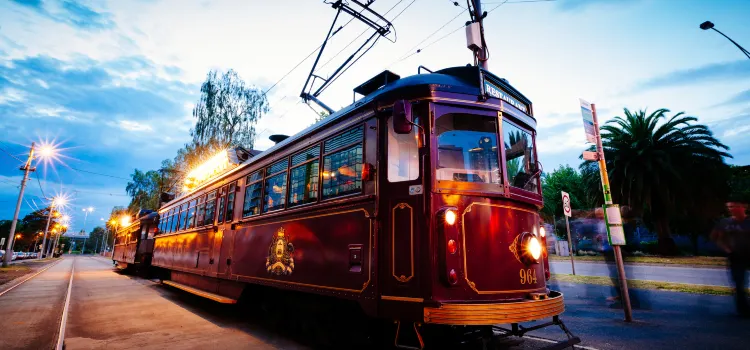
xmin=579 ymin=98 xmax=597 ymax=144
xmin=561 ymin=191 xmax=572 ymax=217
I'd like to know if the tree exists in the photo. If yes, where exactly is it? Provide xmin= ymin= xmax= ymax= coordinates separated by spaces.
xmin=125 ymin=169 xmax=161 ymax=212
xmin=315 ymin=111 xmax=330 ymax=123
xmin=190 ymin=69 xmax=270 ymax=149
xmin=581 ymin=108 xmax=731 ymax=255
xmin=541 ymin=165 xmax=596 ymax=220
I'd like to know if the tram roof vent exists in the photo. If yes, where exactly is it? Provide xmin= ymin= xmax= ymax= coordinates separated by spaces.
xmin=269 ymin=134 xmax=289 ymax=144
xmin=353 ymin=70 xmax=400 ymax=97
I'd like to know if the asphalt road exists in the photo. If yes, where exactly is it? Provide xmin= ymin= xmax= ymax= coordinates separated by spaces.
xmin=549 ymin=260 xmax=732 ymax=287
xmin=64 ymin=256 xmax=307 ymax=349
xmin=0 ymin=258 xmax=71 ymax=349
xmin=529 ymin=281 xmax=749 ymax=350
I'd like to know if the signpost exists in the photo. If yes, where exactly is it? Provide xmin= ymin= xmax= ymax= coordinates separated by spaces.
xmin=579 ymin=98 xmax=633 ymax=322
xmin=561 ymin=191 xmax=576 ymax=275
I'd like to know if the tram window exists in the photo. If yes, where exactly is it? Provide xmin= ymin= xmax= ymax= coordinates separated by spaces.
xmin=186 ymin=199 xmax=197 ymax=229
xmin=322 ymin=145 xmax=363 ymax=199
xmin=264 ymin=170 xmax=287 ymax=212
xmin=217 ymin=186 xmax=227 ymax=223
xmin=225 ymin=183 xmax=236 ymax=222
xmin=387 ymin=116 xmax=419 ymax=182
xmin=196 ymin=195 xmax=206 ymax=227
xmin=243 ymin=170 xmax=263 ymax=217
xmin=503 ymin=120 xmax=538 ymax=192
xmin=289 ymin=145 xmax=320 ymax=207
xmin=170 ymin=209 xmax=178 ymax=233
xmin=175 ymin=204 xmax=185 ymax=231
xmin=204 ymin=191 xmax=217 ymax=226
xmin=435 ymin=113 xmax=501 ymax=185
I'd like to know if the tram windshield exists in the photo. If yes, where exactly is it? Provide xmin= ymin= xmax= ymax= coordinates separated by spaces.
xmin=435 ymin=113 xmax=502 ymax=186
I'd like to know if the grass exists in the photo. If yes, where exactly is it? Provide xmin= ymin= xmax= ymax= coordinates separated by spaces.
xmin=548 ymin=254 xmax=726 ymax=267
xmin=550 ymin=273 xmax=743 ymax=296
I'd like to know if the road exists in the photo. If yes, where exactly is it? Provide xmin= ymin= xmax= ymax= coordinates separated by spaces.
xmin=0 ymin=259 xmax=70 ymax=349
xmin=531 ymin=281 xmax=749 ymax=350
xmin=549 ymin=260 xmax=732 ymax=287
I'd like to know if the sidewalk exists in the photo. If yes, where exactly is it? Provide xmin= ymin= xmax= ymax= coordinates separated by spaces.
xmin=527 ymin=281 xmax=749 ymax=350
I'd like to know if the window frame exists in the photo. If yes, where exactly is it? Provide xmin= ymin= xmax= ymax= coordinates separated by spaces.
xmin=321 ymin=124 xmax=365 ymax=201
xmin=263 ymin=158 xmax=289 ymax=213
xmin=242 ymin=169 xmax=265 ymax=218
xmin=502 ymin=116 xmax=542 ymax=198
xmin=224 ymin=182 xmax=237 ymax=223
xmin=287 ymin=144 xmax=321 ymax=208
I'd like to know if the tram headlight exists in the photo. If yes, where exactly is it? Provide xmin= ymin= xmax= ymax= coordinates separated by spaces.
xmin=539 ymin=226 xmax=546 ymax=238
xmin=528 ymin=236 xmax=542 ymax=261
xmin=444 ymin=210 xmax=457 ymax=225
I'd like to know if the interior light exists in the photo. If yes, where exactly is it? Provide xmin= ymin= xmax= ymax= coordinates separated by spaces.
xmin=445 ymin=210 xmax=457 ymax=225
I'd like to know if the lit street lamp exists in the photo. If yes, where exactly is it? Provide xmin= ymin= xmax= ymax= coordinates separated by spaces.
xmin=700 ymin=21 xmax=750 ymax=60
xmin=2 ymin=142 xmax=58 ymax=267
xmin=39 ymin=195 xmax=66 ymax=260
xmin=81 ymin=207 xmax=94 ymax=254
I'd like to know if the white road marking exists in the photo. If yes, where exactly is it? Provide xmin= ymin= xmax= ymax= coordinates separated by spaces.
xmin=56 ymin=257 xmax=75 ymax=350
xmin=523 ymin=334 xmax=601 ymax=350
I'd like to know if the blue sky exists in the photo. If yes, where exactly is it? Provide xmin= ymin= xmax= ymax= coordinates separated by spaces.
xmin=1 ymin=0 xmax=748 ymax=234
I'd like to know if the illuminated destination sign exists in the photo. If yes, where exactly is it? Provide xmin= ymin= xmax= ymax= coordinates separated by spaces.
xmin=483 ymin=80 xmax=528 ymax=114
xmin=183 ymin=149 xmax=239 ymax=192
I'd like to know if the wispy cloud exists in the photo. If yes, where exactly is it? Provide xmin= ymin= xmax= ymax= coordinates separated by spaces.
xmin=636 ymin=60 xmax=750 ymax=91
xmin=718 ymin=88 xmax=750 ymax=107
xmin=10 ymin=0 xmax=115 ymax=30
xmin=557 ymin=0 xmax=639 ymax=11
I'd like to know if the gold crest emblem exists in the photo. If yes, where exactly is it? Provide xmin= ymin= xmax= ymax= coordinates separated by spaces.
xmin=266 ymin=227 xmax=295 ymax=275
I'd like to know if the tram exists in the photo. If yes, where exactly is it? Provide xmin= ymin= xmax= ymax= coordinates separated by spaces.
xmin=112 ymin=210 xmax=158 ymax=271
xmin=149 ymin=65 xmax=577 ymax=348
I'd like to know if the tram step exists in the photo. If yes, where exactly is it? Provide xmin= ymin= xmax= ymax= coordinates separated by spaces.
xmin=162 ymin=280 xmax=237 ymax=304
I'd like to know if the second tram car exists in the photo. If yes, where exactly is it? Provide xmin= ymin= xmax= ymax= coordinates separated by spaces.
xmin=112 ymin=210 xmax=158 ymax=271
xmin=147 ymin=65 xmax=576 ymax=348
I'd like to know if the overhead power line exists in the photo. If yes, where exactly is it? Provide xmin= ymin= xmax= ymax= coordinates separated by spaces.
xmin=69 ymin=167 xmax=130 ymax=181
xmin=0 ymin=142 xmax=23 ymax=163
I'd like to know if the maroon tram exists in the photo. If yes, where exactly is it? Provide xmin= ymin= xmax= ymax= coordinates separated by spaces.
xmin=112 ymin=210 xmax=158 ymax=271
xmin=150 ymin=65 xmax=576 ymax=348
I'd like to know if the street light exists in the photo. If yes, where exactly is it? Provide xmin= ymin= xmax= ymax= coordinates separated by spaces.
xmin=2 ymin=142 xmax=62 ymax=267
xmin=80 ymin=207 xmax=94 ymax=255
xmin=38 ymin=194 xmax=67 ymax=261
xmin=700 ymin=21 xmax=750 ymax=60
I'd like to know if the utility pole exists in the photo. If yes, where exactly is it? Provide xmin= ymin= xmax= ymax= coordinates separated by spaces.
xmin=2 ymin=143 xmax=35 ymax=268
xmin=40 ymin=205 xmax=54 ymax=259
xmin=472 ymin=0 xmax=489 ymax=70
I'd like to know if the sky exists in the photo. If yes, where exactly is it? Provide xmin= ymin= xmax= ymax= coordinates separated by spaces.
xmin=1 ymin=0 xmax=748 ymax=235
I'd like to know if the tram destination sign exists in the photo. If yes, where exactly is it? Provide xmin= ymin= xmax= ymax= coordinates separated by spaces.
xmin=483 ymin=80 xmax=528 ymax=114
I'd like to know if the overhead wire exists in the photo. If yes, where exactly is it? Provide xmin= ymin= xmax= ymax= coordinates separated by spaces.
xmin=386 ymin=7 xmax=467 ymax=68
xmin=68 ymin=167 xmax=130 ymax=181
xmin=0 ymin=142 xmax=24 ymax=163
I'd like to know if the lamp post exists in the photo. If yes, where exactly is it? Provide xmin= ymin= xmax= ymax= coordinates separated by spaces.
xmin=81 ymin=207 xmax=94 ymax=254
xmin=700 ymin=21 xmax=750 ymax=60
xmin=39 ymin=196 xmax=65 ymax=260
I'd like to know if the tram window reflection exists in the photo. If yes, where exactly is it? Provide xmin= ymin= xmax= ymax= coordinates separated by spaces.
xmin=503 ymin=120 xmax=538 ymax=192
xmin=264 ymin=172 xmax=287 ymax=212
xmin=322 ymin=145 xmax=363 ymax=199
xmin=435 ymin=113 xmax=501 ymax=185
xmin=225 ymin=183 xmax=236 ymax=222
xmin=243 ymin=171 xmax=263 ymax=217
xmin=204 ymin=191 xmax=217 ymax=226
xmin=387 ymin=116 xmax=419 ymax=182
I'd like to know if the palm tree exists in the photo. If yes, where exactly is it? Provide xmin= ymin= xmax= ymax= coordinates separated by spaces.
xmin=580 ymin=108 xmax=731 ymax=255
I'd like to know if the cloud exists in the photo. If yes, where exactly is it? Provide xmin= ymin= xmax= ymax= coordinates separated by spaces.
xmin=10 ymin=0 xmax=115 ymax=30
xmin=636 ymin=60 xmax=750 ymax=91
xmin=718 ymin=88 xmax=750 ymax=107
xmin=118 ymin=120 xmax=153 ymax=132
xmin=557 ymin=0 xmax=638 ymax=11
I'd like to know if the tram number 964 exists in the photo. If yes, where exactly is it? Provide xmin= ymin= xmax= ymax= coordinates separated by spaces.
xmin=519 ymin=268 xmax=538 ymax=285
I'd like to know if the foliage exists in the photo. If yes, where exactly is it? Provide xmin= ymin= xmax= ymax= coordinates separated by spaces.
xmin=580 ymin=108 xmax=731 ymax=255
xmin=729 ymin=165 xmax=750 ymax=203
xmin=190 ymin=69 xmax=270 ymax=148
xmin=541 ymin=164 xmax=597 ymax=220
xmin=125 ymin=169 xmax=161 ymax=212
xmin=314 ymin=111 xmax=330 ymax=123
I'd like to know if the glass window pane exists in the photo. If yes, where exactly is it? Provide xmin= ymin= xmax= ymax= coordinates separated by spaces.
xmin=387 ymin=117 xmax=419 ymax=182
xmin=243 ymin=182 xmax=263 ymax=217
xmin=267 ymin=159 xmax=288 ymax=175
xmin=289 ymin=161 xmax=319 ymax=207
xmin=186 ymin=199 xmax=197 ymax=229
xmin=264 ymin=172 xmax=287 ymax=212
xmin=435 ymin=113 xmax=501 ymax=185
xmin=246 ymin=170 xmax=263 ymax=184
xmin=291 ymin=145 xmax=320 ymax=166
xmin=217 ymin=192 xmax=226 ymax=223
xmin=204 ymin=192 xmax=216 ymax=226
xmin=322 ymin=145 xmax=363 ymax=199
xmin=503 ymin=120 xmax=538 ymax=192
xmin=325 ymin=125 xmax=363 ymax=153
xmin=225 ymin=185 xmax=236 ymax=222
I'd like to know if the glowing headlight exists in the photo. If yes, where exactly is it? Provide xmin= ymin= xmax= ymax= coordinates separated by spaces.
xmin=445 ymin=210 xmax=457 ymax=225
xmin=527 ymin=236 xmax=542 ymax=261
xmin=539 ymin=226 xmax=546 ymax=238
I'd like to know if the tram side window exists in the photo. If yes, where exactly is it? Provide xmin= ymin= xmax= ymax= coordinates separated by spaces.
xmin=387 ymin=116 xmax=419 ymax=182
xmin=502 ymin=120 xmax=538 ymax=193
xmin=186 ymin=199 xmax=197 ymax=229
xmin=225 ymin=183 xmax=236 ymax=222
xmin=322 ymin=125 xmax=364 ymax=199
xmin=196 ymin=195 xmax=206 ymax=227
xmin=175 ymin=204 xmax=186 ymax=231
xmin=288 ymin=145 xmax=320 ymax=207
xmin=169 ymin=209 xmax=176 ymax=233
xmin=217 ymin=186 xmax=227 ymax=223
xmin=243 ymin=170 xmax=263 ymax=217
xmin=264 ymin=159 xmax=288 ymax=212
xmin=435 ymin=113 xmax=501 ymax=185
xmin=204 ymin=191 xmax=217 ymax=226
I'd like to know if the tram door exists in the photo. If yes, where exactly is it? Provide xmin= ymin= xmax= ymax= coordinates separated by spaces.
xmin=215 ymin=182 xmax=238 ymax=280
xmin=379 ymin=109 xmax=425 ymax=301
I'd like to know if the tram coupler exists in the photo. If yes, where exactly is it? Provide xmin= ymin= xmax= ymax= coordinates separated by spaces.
xmin=493 ymin=316 xmax=581 ymax=350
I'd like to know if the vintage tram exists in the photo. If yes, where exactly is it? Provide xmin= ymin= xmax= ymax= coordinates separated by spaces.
xmin=112 ymin=210 xmax=158 ymax=271
xmin=149 ymin=65 xmax=577 ymax=348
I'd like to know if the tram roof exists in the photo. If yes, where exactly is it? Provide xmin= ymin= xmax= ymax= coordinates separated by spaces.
xmin=251 ymin=65 xmax=531 ymax=165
